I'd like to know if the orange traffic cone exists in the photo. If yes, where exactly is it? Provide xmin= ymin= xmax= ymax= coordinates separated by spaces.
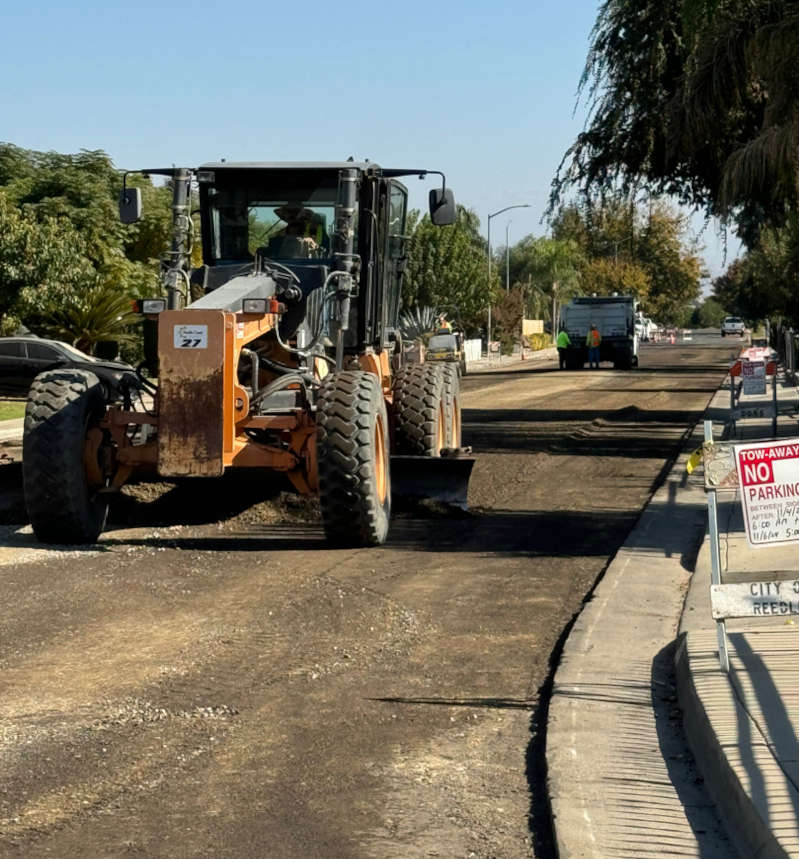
xmin=670 ymin=333 xmax=675 ymax=345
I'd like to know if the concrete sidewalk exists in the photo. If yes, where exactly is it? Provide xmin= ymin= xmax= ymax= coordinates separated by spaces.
xmin=0 ymin=418 xmax=23 ymax=444
xmin=547 ymin=364 xmax=799 ymax=856
xmin=677 ymin=378 xmax=799 ymax=858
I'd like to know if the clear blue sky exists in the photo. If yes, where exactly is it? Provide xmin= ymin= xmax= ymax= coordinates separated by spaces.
xmin=2 ymin=0 xmax=738 ymax=279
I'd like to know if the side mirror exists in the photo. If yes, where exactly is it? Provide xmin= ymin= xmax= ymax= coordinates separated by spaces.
xmin=429 ymin=188 xmax=456 ymax=226
xmin=119 ymin=187 xmax=142 ymax=224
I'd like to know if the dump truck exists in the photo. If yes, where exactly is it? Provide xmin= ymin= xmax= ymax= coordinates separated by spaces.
xmin=22 ymin=161 xmax=474 ymax=547
xmin=559 ymin=295 xmax=638 ymax=369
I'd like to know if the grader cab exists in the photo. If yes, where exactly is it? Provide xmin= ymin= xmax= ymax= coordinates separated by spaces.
xmin=22 ymin=161 xmax=474 ymax=546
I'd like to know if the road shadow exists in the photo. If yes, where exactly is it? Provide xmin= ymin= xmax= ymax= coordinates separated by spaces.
xmin=652 ymin=640 xmax=734 ymax=856
xmin=464 ymin=404 xmax=702 ymax=459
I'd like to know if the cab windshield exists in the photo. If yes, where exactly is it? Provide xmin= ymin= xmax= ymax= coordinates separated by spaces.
xmin=205 ymin=174 xmax=341 ymax=264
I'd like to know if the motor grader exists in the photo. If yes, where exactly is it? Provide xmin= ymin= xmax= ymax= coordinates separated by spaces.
xmin=22 ymin=161 xmax=473 ymax=546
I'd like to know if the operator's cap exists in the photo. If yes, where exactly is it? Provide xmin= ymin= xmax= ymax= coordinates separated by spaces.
xmin=275 ymin=205 xmax=317 ymax=223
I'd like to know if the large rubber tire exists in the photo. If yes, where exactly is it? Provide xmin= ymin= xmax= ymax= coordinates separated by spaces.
xmin=440 ymin=364 xmax=462 ymax=448
xmin=23 ymin=369 xmax=110 ymax=544
xmin=316 ymin=370 xmax=391 ymax=547
xmin=393 ymin=364 xmax=447 ymax=456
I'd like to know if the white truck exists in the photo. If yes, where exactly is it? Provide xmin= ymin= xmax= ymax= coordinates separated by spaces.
xmin=721 ymin=316 xmax=746 ymax=337
xmin=559 ymin=295 xmax=638 ymax=370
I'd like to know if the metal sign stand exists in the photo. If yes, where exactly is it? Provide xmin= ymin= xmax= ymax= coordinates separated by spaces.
xmin=729 ymin=358 xmax=778 ymax=436
xmin=704 ymin=420 xmax=731 ymax=672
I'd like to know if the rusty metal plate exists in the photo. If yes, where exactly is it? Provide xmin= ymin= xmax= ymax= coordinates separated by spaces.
xmin=157 ymin=310 xmax=226 ymax=476
xmin=703 ymin=441 xmax=739 ymax=490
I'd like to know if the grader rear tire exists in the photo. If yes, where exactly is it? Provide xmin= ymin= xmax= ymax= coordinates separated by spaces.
xmin=316 ymin=370 xmax=391 ymax=547
xmin=393 ymin=364 xmax=447 ymax=456
xmin=23 ymin=369 xmax=110 ymax=544
xmin=441 ymin=364 xmax=462 ymax=447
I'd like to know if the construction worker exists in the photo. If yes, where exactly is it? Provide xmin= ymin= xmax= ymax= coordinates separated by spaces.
xmin=556 ymin=327 xmax=571 ymax=370
xmin=437 ymin=315 xmax=453 ymax=333
xmin=586 ymin=322 xmax=601 ymax=369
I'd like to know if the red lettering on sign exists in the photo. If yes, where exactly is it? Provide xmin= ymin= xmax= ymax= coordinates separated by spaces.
xmin=741 ymin=461 xmax=774 ymax=485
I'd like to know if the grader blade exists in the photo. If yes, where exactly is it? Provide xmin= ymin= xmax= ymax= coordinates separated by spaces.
xmin=390 ymin=448 xmax=475 ymax=510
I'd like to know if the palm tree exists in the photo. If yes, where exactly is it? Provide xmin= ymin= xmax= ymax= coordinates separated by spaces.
xmin=35 ymin=280 xmax=138 ymax=354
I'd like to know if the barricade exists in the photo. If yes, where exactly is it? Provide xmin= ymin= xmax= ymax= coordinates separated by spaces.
xmin=463 ymin=338 xmax=482 ymax=363
xmin=728 ymin=350 xmax=778 ymax=437
xmin=701 ymin=421 xmax=799 ymax=671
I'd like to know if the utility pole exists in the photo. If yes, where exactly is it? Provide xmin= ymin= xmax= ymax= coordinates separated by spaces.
xmin=486 ymin=204 xmax=530 ymax=356
xmin=505 ymin=221 xmax=511 ymax=292
xmin=552 ymin=281 xmax=558 ymax=345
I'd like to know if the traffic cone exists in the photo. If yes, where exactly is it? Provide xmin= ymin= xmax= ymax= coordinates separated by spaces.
xmin=670 ymin=333 xmax=675 ymax=345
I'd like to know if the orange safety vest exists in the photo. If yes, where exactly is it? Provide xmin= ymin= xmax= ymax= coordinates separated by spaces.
xmin=586 ymin=329 xmax=601 ymax=347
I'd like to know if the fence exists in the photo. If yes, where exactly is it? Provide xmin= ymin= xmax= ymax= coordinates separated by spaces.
xmin=772 ymin=325 xmax=799 ymax=383
xmin=464 ymin=339 xmax=482 ymax=363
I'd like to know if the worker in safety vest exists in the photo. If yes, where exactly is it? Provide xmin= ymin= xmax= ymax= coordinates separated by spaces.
xmin=436 ymin=316 xmax=453 ymax=333
xmin=556 ymin=328 xmax=571 ymax=370
xmin=586 ymin=323 xmax=601 ymax=369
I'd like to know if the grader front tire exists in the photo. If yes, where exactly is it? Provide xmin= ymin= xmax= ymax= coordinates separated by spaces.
xmin=316 ymin=371 xmax=391 ymax=547
xmin=23 ymin=369 xmax=110 ymax=544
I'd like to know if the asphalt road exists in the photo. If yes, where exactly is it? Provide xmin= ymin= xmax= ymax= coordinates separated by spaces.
xmin=0 ymin=335 xmax=735 ymax=857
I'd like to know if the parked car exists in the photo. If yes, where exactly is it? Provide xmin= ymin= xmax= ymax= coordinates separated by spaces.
xmin=721 ymin=317 xmax=746 ymax=337
xmin=0 ymin=337 xmax=98 ymax=397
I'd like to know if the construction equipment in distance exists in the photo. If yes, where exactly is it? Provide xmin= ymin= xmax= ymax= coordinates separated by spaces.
xmin=22 ymin=162 xmax=475 ymax=547
xmin=559 ymin=294 xmax=639 ymax=370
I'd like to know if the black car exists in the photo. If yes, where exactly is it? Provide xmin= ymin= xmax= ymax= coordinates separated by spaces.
xmin=0 ymin=337 xmax=99 ymax=397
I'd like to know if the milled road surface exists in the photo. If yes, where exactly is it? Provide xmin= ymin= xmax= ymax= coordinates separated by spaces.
xmin=0 ymin=340 xmax=732 ymax=858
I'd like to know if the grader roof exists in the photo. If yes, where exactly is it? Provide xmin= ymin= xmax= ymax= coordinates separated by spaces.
xmin=198 ymin=162 xmax=432 ymax=180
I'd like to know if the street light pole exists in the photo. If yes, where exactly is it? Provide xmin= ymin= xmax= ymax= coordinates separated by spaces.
xmin=486 ymin=203 xmax=530 ymax=356
xmin=505 ymin=221 xmax=511 ymax=292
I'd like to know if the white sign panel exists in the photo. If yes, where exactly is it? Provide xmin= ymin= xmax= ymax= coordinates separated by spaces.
xmin=173 ymin=324 xmax=208 ymax=349
xmin=712 ymin=581 xmax=799 ymax=618
xmin=735 ymin=438 xmax=799 ymax=547
xmin=741 ymin=360 xmax=766 ymax=395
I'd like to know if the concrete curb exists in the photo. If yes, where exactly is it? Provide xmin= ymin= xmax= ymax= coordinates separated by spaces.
xmin=675 ymin=631 xmax=786 ymax=859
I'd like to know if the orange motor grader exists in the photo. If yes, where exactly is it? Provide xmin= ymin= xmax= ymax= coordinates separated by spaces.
xmin=22 ymin=162 xmax=474 ymax=547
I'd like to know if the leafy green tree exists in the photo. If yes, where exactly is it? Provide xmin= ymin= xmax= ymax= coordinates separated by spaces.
xmin=713 ymin=219 xmax=799 ymax=324
xmin=551 ymin=198 xmax=701 ymax=324
xmin=491 ymin=287 xmax=525 ymax=354
xmin=503 ymin=236 xmax=584 ymax=333
xmin=696 ymin=297 xmax=727 ymax=329
xmin=581 ymin=257 xmax=651 ymax=300
xmin=550 ymin=0 xmax=799 ymax=238
xmin=636 ymin=205 xmax=703 ymax=323
xmin=405 ymin=205 xmax=493 ymax=334
xmin=0 ymin=191 xmax=94 ymax=333
xmin=0 ymin=144 xmax=168 ymax=347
